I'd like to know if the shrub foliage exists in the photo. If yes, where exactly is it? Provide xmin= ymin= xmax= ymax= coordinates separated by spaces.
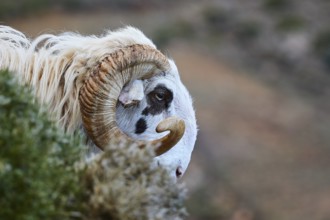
xmin=0 ymin=69 xmax=187 ymax=220
xmin=0 ymin=69 xmax=85 ymax=219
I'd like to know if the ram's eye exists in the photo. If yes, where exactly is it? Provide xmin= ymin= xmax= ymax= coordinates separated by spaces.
xmin=145 ymin=84 xmax=174 ymax=116
xmin=155 ymin=93 xmax=164 ymax=101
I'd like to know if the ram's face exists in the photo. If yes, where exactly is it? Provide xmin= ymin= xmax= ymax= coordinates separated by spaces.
xmin=116 ymin=62 xmax=197 ymax=180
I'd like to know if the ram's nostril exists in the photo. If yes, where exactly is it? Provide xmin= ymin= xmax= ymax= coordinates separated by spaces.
xmin=176 ymin=166 xmax=183 ymax=178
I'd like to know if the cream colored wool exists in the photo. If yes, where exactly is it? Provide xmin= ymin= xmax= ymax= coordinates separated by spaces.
xmin=0 ymin=25 xmax=156 ymax=133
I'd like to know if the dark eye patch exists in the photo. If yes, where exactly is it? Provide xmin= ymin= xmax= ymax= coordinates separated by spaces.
xmin=142 ymin=84 xmax=173 ymax=116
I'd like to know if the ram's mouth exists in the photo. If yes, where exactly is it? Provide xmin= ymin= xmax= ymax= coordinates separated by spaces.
xmin=79 ymin=44 xmax=185 ymax=156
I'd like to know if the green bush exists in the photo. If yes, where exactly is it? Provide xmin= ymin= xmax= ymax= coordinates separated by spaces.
xmin=0 ymin=0 xmax=84 ymax=19
xmin=234 ymin=21 xmax=261 ymax=43
xmin=0 ymin=0 xmax=51 ymax=19
xmin=0 ymin=69 xmax=85 ymax=219
xmin=313 ymin=30 xmax=330 ymax=69
xmin=153 ymin=20 xmax=195 ymax=47
xmin=0 ymin=69 xmax=187 ymax=219
xmin=263 ymin=0 xmax=291 ymax=12
xmin=276 ymin=15 xmax=305 ymax=32
xmin=202 ymin=7 xmax=230 ymax=34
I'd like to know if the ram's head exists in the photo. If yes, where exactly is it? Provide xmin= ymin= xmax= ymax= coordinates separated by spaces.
xmin=0 ymin=26 xmax=197 ymax=179
xmin=79 ymin=44 xmax=197 ymax=179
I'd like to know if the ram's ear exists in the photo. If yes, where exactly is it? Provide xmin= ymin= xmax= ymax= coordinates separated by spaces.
xmin=119 ymin=80 xmax=145 ymax=107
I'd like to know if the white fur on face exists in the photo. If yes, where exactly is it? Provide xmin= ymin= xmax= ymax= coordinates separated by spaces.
xmin=116 ymin=61 xmax=197 ymax=179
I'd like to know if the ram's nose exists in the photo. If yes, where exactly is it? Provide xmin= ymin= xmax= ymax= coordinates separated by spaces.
xmin=175 ymin=166 xmax=183 ymax=179
xmin=153 ymin=159 xmax=184 ymax=180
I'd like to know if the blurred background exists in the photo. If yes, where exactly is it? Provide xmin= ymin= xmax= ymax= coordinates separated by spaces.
xmin=1 ymin=0 xmax=330 ymax=219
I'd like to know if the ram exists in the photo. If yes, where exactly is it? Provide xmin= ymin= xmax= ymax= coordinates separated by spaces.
xmin=0 ymin=26 xmax=197 ymax=179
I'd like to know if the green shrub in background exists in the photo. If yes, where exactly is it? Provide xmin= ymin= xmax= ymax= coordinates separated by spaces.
xmin=263 ymin=0 xmax=291 ymax=12
xmin=234 ymin=21 xmax=261 ymax=44
xmin=0 ymin=0 xmax=83 ymax=19
xmin=276 ymin=15 xmax=305 ymax=32
xmin=202 ymin=6 xmax=230 ymax=34
xmin=153 ymin=20 xmax=195 ymax=48
xmin=313 ymin=30 xmax=330 ymax=69
xmin=0 ymin=69 xmax=187 ymax=220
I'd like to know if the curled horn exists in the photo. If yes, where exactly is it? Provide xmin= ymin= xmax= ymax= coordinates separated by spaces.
xmin=79 ymin=44 xmax=185 ymax=156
